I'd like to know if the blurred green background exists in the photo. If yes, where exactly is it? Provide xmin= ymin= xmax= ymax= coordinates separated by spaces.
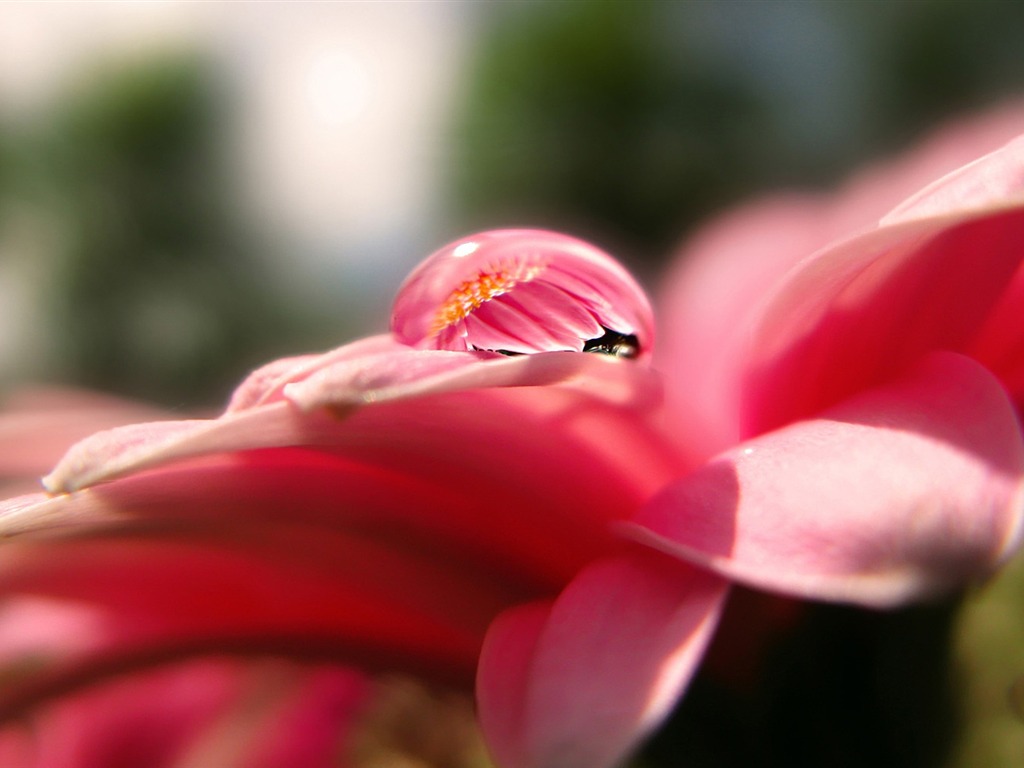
xmin=2 ymin=2 xmax=1024 ymax=766
xmin=4 ymin=0 xmax=1024 ymax=406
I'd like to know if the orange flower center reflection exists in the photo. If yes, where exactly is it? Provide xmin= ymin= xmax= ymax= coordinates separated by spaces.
xmin=431 ymin=262 xmax=544 ymax=336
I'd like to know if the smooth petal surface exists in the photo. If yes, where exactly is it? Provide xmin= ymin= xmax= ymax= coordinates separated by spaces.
xmin=477 ymin=550 xmax=727 ymax=768
xmin=629 ymin=352 xmax=1024 ymax=608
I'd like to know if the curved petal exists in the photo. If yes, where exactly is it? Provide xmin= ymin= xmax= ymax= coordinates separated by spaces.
xmin=476 ymin=550 xmax=727 ymax=768
xmin=881 ymin=133 xmax=1024 ymax=225
xmin=0 ymin=388 xmax=169 ymax=495
xmin=43 ymin=344 xmax=668 ymax=494
xmin=628 ymin=352 xmax=1024 ymax=608
xmin=0 ymin=352 xmax=682 ymax=701
xmin=656 ymin=195 xmax=835 ymax=459
xmin=742 ymin=202 xmax=1024 ymax=435
xmin=659 ymin=116 xmax=1024 ymax=449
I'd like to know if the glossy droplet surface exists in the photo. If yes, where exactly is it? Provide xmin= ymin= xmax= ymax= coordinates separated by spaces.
xmin=390 ymin=230 xmax=654 ymax=360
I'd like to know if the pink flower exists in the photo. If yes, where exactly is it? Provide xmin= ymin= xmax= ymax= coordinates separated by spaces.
xmin=1 ymin=107 xmax=1024 ymax=768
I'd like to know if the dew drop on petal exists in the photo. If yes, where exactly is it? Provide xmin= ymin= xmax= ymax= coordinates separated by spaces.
xmin=390 ymin=229 xmax=655 ymax=361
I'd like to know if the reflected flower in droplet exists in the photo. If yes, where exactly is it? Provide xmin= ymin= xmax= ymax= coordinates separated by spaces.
xmin=390 ymin=229 xmax=654 ymax=360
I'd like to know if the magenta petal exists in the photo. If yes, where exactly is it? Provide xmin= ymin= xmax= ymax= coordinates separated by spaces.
xmin=476 ymin=551 xmax=727 ymax=768
xmin=629 ymin=351 xmax=1024 ymax=607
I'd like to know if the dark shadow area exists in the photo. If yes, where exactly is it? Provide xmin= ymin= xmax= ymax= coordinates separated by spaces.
xmin=641 ymin=595 xmax=961 ymax=768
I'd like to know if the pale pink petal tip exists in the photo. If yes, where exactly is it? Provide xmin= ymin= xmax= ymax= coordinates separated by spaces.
xmin=880 ymin=132 xmax=1024 ymax=225
xmin=390 ymin=229 xmax=655 ymax=361
xmin=477 ymin=552 xmax=727 ymax=768
xmin=629 ymin=351 xmax=1024 ymax=608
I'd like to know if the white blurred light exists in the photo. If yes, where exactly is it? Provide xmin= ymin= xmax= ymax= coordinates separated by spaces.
xmin=0 ymin=2 xmax=475 ymax=374
xmin=304 ymin=48 xmax=370 ymax=128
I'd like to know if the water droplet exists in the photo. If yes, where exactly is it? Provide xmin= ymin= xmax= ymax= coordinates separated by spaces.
xmin=390 ymin=229 xmax=654 ymax=360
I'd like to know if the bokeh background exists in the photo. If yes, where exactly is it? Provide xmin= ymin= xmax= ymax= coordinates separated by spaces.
xmin=3 ymin=2 xmax=1024 ymax=766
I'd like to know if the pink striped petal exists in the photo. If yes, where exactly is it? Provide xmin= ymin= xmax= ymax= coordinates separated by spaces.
xmin=628 ymin=351 xmax=1024 ymax=607
xmin=477 ymin=551 xmax=727 ymax=768
xmin=390 ymin=230 xmax=654 ymax=360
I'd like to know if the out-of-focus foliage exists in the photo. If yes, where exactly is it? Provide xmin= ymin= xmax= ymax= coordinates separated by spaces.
xmin=0 ymin=55 xmax=324 ymax=406
xmin=451 ymin=0 xmax=762 ymax=266
xmin=450 ymin=0 xmax=1024 ymax=269
xmin=950 ymin=555 xmax=1024 ymax=767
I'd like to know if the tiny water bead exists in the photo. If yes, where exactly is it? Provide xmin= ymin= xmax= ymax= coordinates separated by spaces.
xmin=390 ymin=230 xmax=654 ymax=361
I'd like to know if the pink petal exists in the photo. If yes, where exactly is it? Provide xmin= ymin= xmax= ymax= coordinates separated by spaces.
xmin=880 ymin=133 xmax=1024 ymax=225
xmin=0 ymin=533 xmax=494 ymax=689
xmin=657 ymin=109 xmax=1024 ymax=454
xmin=742 ymin=203 xmax=1024 ymax=435
xmin=477 ymin=550 xmax=727 ymax=768
xmin=225 ymin=335 xmax=400 ymax=413
xmin=628 ymin=351 xmax=1024 ymax=607
xmin=0 ymin=388 xmax=169 ymax=493
xmin=656 ymin=195 xmax=835 ymax=459
xmin=42 ymin=346 xmax=668 ymax=494
xmin=0 ymin=356 xmax=682 ymax=688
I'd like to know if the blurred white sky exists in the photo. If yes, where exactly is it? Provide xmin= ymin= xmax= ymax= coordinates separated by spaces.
xmin=0 ymin=1 xmax=475 ymax=371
